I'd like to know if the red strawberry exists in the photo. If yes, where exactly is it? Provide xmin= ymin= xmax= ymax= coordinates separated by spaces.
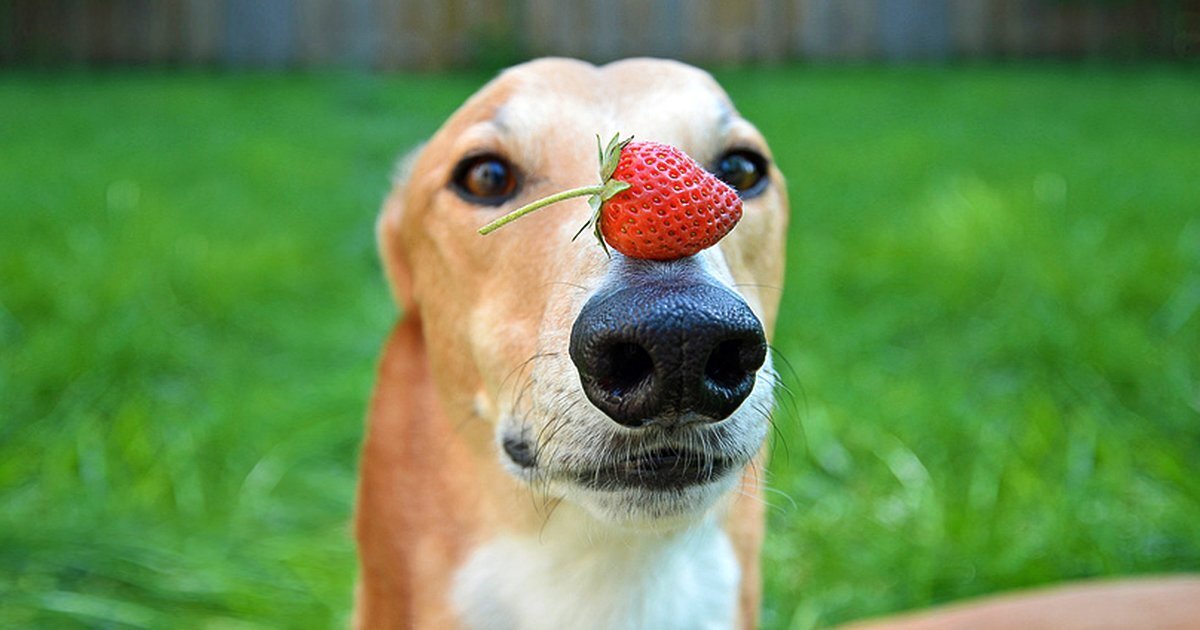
xmin=478 ymin=135 xmax=743 ymax=261
xmin=600 ymin=140 xmax=742 ymax=260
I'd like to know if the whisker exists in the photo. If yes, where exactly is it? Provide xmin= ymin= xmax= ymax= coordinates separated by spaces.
xmin=753 ymin=400 xmax=791 ymax=465
xmin=536 ymin=400 xmax=581 ymax=457
xmin=767 ymin=344 xmax=807 ymax=415
xmin=538 ymin=497 xmax=564 ymax=541
xmin=761 ymin=365 xmax=800 ymax=421
xmin=730 ymin=282 xmax=784 ymax=293
xmin=543 ymin=280 xmax=594 ymax=292
xmin=513 ymin=373 xmax=538 ymax=417
xmin=734 ymin=455 xmax=800 ymax=516
xmin=533 ymin=397 xmax=586 ymax=503
xmin=760 ymin=484 xmax=798 ymax=514
xmin=500 ymin=352 xmax=554 ymax=400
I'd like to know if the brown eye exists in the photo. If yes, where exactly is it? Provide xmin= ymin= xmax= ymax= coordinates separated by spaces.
xmin=451 ymin=155 xmax=518 ymax=205
xmin=714 ymin=150 xmax=769 ymax=198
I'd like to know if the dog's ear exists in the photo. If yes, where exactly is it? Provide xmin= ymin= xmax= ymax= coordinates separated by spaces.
xmin=377 ymin=145 xmax=424 ymax=315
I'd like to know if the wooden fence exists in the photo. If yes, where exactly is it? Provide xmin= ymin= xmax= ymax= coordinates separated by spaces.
xmin=2 ymin=0 xmax=1197 ymax=69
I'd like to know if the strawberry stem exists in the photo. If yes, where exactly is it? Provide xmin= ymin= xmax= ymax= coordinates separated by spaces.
xmin=478 ymin=184 xmax=606 ymax=235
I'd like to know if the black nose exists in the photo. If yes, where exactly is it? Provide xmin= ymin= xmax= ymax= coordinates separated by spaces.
xmin=569 ymin=281 xmax=767 ymax=428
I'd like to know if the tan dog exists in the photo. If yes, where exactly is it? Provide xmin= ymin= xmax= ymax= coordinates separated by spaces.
xmin=355 ymin=57 xmax=1200 ymax=629
xmin=358 ymin=57 xmax=784 ymax=630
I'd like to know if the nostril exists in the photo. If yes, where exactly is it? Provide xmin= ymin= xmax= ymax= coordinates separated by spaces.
xmin=598 ymin=342 xmax=654 ymax=398
xmin=704 ymin=338 xmax=756 ymax=390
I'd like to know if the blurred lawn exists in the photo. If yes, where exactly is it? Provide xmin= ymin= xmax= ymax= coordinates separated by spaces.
xmin=1 ymin=65 xmax=1198 ymax=629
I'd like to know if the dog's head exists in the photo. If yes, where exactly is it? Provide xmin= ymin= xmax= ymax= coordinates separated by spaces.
xmin=379 ymin=58 xmax=787 ymax=528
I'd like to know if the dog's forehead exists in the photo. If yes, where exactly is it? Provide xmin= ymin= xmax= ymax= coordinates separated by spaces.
xmin=469 ymin=59 xmax=735 ymax=152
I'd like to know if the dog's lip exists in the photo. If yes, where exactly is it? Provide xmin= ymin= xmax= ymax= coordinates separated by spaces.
xmin=568 ymin=446 xmax=737 ymax=492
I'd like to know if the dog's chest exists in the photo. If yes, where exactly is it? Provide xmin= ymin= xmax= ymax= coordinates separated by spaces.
xmin=451 ymin=519 xmax=740 ymax=630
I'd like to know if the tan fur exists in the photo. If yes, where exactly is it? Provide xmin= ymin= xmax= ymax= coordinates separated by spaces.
xmin=355 ymin=57 xmax=1200 ymax=629
xmin=357 ymin=58 xmax=785 ymax=629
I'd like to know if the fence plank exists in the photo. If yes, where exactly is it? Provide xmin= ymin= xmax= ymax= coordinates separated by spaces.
xmin=61 ymin=0 xmax=88 ymax=63
xmin=459 ymin=0 xmax=517 ymax=65
xmin=143 ymin=0 xmax=179 ymax=63
xmin=997 ymin=0 xmax=1033 ymax=58
xmin=112 ymin=0 xmax=140 ymax=62
xmin=586 ymin=0 xmax=620 ymax=62
xmin=1182 ymin=2 xmax=1200 ymax=55
xmin=181 ymin=0 xmax=219 ymax=64
xmin=0 ymin=1 xmax=11 ymax=63
xmin=393 ymin=0 xmax=422 ymax=69
xmin=224 ymin=0 xmax=295 ymax=67
xmin=621 ymin=0 xmax=647 ymax=62
xmin=681 ymin=0 xmax=705 ymax=60
xmin=293 ymin=0 xmax=331 ymax=66
xmin=799 ymin=0 xmax=882 ymax=59
xmin=949 ymin=0 xmax=990 ymax=57
xmin=749 ymin=0 xmax=790 ymax=62
xmin=16 ymin=0 xmax=64 ymax=62
xmin=420 ymin=0 xmax=451 ymax=69
xmin=880 ymin=0 xmax=949 ymax=60
xmin=796 ymin=0 xmax=828 ymax=58
xmin=651 ymin=0 xmax=685 ymax=59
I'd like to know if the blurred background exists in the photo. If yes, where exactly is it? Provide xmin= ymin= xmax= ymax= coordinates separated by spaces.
xmin=2 ymin=1 xmax=1198 ymax=628
xmin=4 ymin=0 xmax=1199 ymax=67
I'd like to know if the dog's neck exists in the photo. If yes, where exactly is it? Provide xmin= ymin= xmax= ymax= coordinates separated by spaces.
xmin=451 ymin=502 xmax=740 ymax=630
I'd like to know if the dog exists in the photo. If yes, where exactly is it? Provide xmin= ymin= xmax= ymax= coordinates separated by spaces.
xmin=356 ymin=57 xmax=784 ymax=629
xmin=354 ymin=58 xmax=1200 ymax=629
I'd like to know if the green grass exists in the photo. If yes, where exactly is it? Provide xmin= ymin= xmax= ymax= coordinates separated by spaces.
xmin=1 ymin=65 xmax=1198 ymax=628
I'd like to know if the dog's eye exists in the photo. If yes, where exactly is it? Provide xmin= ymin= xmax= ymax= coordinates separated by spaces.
xmin=451 ymin=155 xmax=518 ymax=205
xmin=713 ymin=150 xmax=769 ymax=198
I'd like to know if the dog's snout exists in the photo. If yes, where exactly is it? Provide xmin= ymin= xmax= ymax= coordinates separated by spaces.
xmin=570 ymin=282 xmax=766 ymax=428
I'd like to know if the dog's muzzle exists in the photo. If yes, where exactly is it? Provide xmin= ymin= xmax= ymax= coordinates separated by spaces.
xmin=569 ymin=260 xmax=766 ymax=428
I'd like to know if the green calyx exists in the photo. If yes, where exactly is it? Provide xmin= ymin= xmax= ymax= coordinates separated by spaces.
xmin=597 ymin=132 xmax=631 ymax=182
xmin=477 ymin=133 xmax=633 ymax=256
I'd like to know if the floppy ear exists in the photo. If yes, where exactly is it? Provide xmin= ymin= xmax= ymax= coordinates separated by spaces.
xmin=355 ymin=313 xmax=481 ymax=627
xmin=377 ymin=145 xmax=424 ymax=314
xmin=354 ymin=314 xmax=426 ymax=628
